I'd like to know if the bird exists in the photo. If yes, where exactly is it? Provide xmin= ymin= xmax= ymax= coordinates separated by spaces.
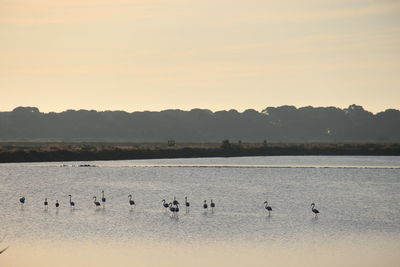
xmin=169 ymin=202 xmax=176 ymax=213
xmin=44 ymin=198 xmax=48 ymax=208
xmin=19 ymin=197 xmax=25 ymax=207
xmin=55 ymin=200 xmax=60 ymax=208
xmin=203 ymin=200 xmax=208 ymax=210
xmin=210 ymin=199 xmax=215 ymax=210
xmin=101 ymin=190 xmax=106 ymax=204
xmin=173 ymin=196 xmax=179 ymax=206
xmin=93 ymin=196 xmax=101 ymax=207
xmin=68 ymin=195 xmax=75 ymax=208
xmin=128 ymin=194 xmax=136 ymax=206
xmin=264 ymin=201 xmax=272 ymax=215
xmin=162 ymin=199 xmax=169 ymax=209
xmin=185 ymin=196 xmax=190 ymax=208
xmin=311 ymin=203 xmax=320 ymax=217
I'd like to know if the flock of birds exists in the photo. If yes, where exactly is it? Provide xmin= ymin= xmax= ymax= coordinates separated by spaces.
xmin=18 ymin=191 xmax=320 ymax=217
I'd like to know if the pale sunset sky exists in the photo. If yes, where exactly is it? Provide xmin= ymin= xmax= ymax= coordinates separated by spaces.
xmin=1 ymin=0 xmax=399 ymax=113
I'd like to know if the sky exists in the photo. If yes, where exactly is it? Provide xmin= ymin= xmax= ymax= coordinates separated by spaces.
xmin=1 ymin=0 xmax=399 ymax=113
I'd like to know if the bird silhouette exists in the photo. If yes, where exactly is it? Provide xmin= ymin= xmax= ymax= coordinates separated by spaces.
xmin=162 ymin=199 xmax=169 ymax=209
xmin=203 ymin=200 xmax=208 ymax=210
xmin=68 ymin=195 xmax=75 ymax=208
xmin=169 ymin=202 xmax=176 ymax=213
xmin=311 ymin=203 xmax=320 ymax=217
xmin=19 ymin=197 xmax=25 ymax=208
xmin=264 ymin=200 xmax=272 ymax=215
xmin=173 ymin=196 xmax=179 ymax=206
xmin=101 ymin=190 xmax=106 ymax=203
xmin=128 ymin=194 xmax=136 ymax=206
xmin=93 ymin=196 xmax=101 ymax=207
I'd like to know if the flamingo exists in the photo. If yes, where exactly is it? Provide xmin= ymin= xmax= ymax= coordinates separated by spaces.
xmin=173 ymin=196 xmax=179 ymax=206
xmin=311 ymin=203 xmax=320 ymax=217
xmin=203 ymin=200 xmax=208 ymax=210
xmin=185 ymin=196 xmax=190 ymax=208
xmin=19 ymin=197 xmax=25 ymax=207
xmin=210 ymin=199 xmax=215 ymax=210
xmin=55 ymin=200 xmax=60 ymax=208
xmin=169 ymin=202 xmax=176 ymax=213
xmin=162 ymin=199 xmax=169 ymax=209
xmin=44 ymin=198 xmax=48 ymax=208
xmin=101 ymin=190 xmax=106 ymax=204
xmin=128 ymin=194 xmax=136 ymax=206
xmin=68 ymin=195 xmax=75 ymax=208
xmin=264 ymin=200 xmax=272 ymax=215
xmin=93 ymin=196 xmax=101 ymax=207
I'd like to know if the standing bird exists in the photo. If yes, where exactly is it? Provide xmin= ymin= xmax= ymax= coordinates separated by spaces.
xmin=55 ymin=200 xmax=60 ymax=208
xmin=264 ymin=201 xmax=272 ymax=215
xmin=173 ymin=196 xmax=179 ymax=206
xmin=162 ymin=199 xmax=169 ymax=209
xmin=185 ymin=196 xmax=190 ymax=208
xmin=203 ymin=200 xmax=208 ymax=210
xmin=128 ymin=194 xmax=136 ymax=207
xmin=101 ymin=190 xmax=106 ymax=204
xmin=210 ymin=199 xmax=215 ymax=210
xmin=19 ymin=197 xmax=25 ymax=208
xmin=169 ymin=202 xmax=176 ymax=213
xmin=93 ymin=196 xmax=101 ymax=207
xmin=44 ymin=198 xmax=48 ymax=209
xmin=311 ymin=203 xmax=320 ymax=217
xmin=68 ymin=195 xmax=75 ymax=208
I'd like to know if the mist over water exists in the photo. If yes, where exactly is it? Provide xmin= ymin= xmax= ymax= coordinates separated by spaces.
xmin=1 ymin=156 xmax=400 ymax=266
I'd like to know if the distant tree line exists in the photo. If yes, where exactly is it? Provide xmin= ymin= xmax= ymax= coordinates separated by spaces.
xmin=1 ymin=143 xmax=399 ymax=163
xmin=0 ymin=104 xmax=399 ymax=142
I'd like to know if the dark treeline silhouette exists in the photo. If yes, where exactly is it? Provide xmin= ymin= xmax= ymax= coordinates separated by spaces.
xmin=0 ymin=143 xmax=399 ymax=163
xmin=0 ymin=104 xmax=399 ymax=142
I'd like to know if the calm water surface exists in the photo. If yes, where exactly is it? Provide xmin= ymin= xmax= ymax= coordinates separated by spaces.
xmin=1 ymin=156 xmax=400 ymax=266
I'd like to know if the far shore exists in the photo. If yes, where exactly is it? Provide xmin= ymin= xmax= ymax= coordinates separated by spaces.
xmin=0 ymin=142 xmax=399 ymax=163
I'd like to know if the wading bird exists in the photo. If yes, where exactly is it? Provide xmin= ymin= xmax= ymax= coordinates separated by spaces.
xmin=93 ymin=196 xmax=101 ymax=207
xmin=128 ymin=194 xmax=136 ymax=207
xmin=55 ymin=200 xmax=60 ymax=208
xmin=68 ymin=195 xmax=75 ymax=208
xmin=203 ymin=200 xmax=208 ymax=210
xmin=185 ymin=196 xmax=190 ymax=208
xmin=210 ymin=199 xmax=215 ymax=210
xmin=19 ymin=197 xmax=25 ymax=207
xmin=311 ymin=203 xmax=320 ymax=217
xmin=169 ymin=202 xmax=176 ymax=213
xmin=264 ymin=201 xmax=272 ymax=215
xmin=173 ymin=196 xmax=179 ymax=206
xmin=44 ymin=198 xmax=48 ymax=208
xmin=101 ymin=190 xmax=106 ymax=204
xmin=162 ymin=199 xmax=169 ymax=209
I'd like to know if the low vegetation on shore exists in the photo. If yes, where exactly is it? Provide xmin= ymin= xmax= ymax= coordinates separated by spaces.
xmin=0 ymin=142 xmax=399 ymax=163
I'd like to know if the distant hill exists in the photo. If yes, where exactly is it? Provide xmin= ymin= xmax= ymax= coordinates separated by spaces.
xmin=0 ymin=105 xmax=399 ymax=142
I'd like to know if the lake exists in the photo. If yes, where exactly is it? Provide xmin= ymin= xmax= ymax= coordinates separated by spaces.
xmin=1 ymin=156 xmax=400 ymax=266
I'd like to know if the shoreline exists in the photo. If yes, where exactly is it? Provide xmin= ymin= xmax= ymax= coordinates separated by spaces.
xmin=1 ymin=142 xmax=399 ymax=163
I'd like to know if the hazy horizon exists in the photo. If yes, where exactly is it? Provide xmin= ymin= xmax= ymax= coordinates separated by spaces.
xmin=1 ymin=0 xmax=400 ymax=114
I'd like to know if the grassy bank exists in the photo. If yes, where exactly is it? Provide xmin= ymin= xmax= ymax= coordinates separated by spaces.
xmin=0 ymin=142 xmax=399 ymax=163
